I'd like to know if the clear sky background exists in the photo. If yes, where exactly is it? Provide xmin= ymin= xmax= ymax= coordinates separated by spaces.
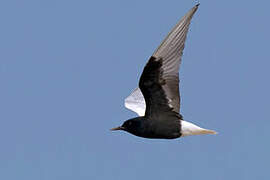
xmin=1 ymin=0 xmax=270 ymax=179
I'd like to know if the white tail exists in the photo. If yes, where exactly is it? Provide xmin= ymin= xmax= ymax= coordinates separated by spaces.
xmin=181 ymin=120 xmax=217 ymax=137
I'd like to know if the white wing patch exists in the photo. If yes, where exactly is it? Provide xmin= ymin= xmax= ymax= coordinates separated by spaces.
xmin=124 ymin=88 xmax=146 ymax=116
xmin=125 ymin=87 xmax=174 ymax=116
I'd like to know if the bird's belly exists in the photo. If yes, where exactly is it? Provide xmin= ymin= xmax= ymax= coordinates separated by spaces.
xmin=144 ymin=133 xmax=180 ymax=139
xmin=137 ymin=122 xmax=181 ymax=139
xmin=139 ymin=130 xmax=180 ymax=139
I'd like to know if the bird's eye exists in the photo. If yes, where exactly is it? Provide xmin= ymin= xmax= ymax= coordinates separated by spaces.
xmin=128 ymin=121 xmax=132 ymax=126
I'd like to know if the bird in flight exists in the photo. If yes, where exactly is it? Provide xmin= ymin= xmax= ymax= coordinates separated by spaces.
xmin=111 ymin=4 xmax=217 ymax=139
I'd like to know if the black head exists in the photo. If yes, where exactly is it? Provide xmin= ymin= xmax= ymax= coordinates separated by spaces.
xmin=111 ymin=117 xmax=144 ymax=135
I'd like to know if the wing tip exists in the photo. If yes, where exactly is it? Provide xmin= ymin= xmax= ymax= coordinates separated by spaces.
xmin=193 ymin=3 xmax=200 ymax=12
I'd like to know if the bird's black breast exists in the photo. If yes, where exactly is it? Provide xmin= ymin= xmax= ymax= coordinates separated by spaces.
xmin=127 ymin=115 xmax=182 ymax=139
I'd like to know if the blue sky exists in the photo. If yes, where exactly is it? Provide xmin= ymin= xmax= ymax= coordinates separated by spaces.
xmin=1 ymin=0 xmax=270 ymax=179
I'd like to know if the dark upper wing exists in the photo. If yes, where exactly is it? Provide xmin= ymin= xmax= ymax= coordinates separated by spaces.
xmin=139 ymin=56 xmax=173 ymax=117
xmin=139 ymin=4 xmax=199 ymax=116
